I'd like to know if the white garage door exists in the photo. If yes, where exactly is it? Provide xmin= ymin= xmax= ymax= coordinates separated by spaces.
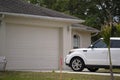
xmin=6 ymin=23 xmax=59 ymax=70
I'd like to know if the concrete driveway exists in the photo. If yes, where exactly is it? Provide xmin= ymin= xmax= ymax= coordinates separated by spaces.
xmin=55 ymin=69 xmax=120 ymax=77
xmin=27 ymin=69 xmax=120 ymax=77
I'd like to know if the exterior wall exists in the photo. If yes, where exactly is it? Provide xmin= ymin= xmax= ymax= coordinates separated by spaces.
xmin=0 ymin=14 xmax=73 ymax=70
xmin=0 ymin=14 xmax=92 ymax=70
xmin=72 ymin=30 xmax=91 ymax=48
xmin=62 ymin=26 xmax=72 ymax=70
xmin=64 ymin=29 xmax=92 ymax=70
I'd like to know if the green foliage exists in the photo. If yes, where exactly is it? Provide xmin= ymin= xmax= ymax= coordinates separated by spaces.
xmin=53 ymin=0 xmax=69 ymax=13
xmin=113 ymin=24 xmax=120 ymax=37
xmin=101 ymin=25 xmax=111 ymax=46
xmin=24 ymin=0 xmax=120 ymax=39
xmin=101 ymin=25 xmax=114 ymax=80
xmin=116 ymin=24 xmax=120 ymax=32
xmin=85 ymin=15 xmax=101 ymax=30
xmin=68 ymin=0 xmax=87 ymax=19
xmin=0 ymin=71 xmax=120 ymax=80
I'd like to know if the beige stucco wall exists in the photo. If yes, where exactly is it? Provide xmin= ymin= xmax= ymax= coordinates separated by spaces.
xmin=0 ymin=14 xmax=73 ymax=70
xmin=72 ymin=30 xmax=91 ymax=48
xmin=0 ymin=14 xmax=92 ymax=70
xmin=63 ymin=28 xmax=92 ymax=70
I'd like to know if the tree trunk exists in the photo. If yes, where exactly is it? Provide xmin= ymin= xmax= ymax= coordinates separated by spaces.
xmin=108 ymin=46 xmax=114 ymax=80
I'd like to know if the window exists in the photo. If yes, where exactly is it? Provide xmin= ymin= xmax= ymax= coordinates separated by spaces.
xmin=91 ymin=39 xmax=107 ymax=48
xmin=111 ymin=40 xmax=120 ymax=48
xmin=73 ymin=35 xmax=80 ymax=49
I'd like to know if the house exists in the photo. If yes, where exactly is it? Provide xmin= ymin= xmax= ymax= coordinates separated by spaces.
xmin=0 ymin=0 xmax=99 ymax=70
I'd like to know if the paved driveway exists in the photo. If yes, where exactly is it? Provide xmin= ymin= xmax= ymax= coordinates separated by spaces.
xmin=55 ymin=69 xmax=120 ymax=77
xmin=27 ymin=69 xmax=120 ymax=77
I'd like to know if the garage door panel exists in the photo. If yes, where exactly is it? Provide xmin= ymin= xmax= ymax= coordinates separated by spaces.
xmin=7 ymin=56 xmax=58 ymax=69
xmin=6 ymin=23 xmax=59 ymax=70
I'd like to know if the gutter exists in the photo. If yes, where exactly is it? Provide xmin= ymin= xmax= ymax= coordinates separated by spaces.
xmin=0 ymin=12 xmax=84 ymax=24
xmin=72 ymin=26 xmax=100 ymax=33
xmin=72 ymin=24 xmax=100 ymax=37
xmin=91 ymin=32 xmax=99 ymax=37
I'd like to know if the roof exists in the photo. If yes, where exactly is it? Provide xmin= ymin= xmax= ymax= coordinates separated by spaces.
xmin=72 ymin=24 xmax=99 ymax=33
xmin=0 ymin=0 xmax=98 ymax=33
xmin=0 ymin=0 xmax=79 ymax=20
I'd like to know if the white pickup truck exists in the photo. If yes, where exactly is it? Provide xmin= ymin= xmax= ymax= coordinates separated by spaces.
xmin=65 ymin=37 xmax=120 ymax=72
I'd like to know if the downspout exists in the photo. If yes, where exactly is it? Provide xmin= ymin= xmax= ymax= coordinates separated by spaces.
xmin=91 ymin=32 xmax=99 ymax=37
xmin=0 ymin=13 xmax=7 ymax=71
xmin=0 ymin=14 xmax=5 ymax=25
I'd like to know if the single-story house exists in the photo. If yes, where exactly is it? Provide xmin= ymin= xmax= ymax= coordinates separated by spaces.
xmin=0 ymin=0 xmax=99 ymax=70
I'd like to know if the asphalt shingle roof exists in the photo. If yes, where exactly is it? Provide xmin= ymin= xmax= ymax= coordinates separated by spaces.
xmin=0 ymin=0 xmax=78 ymax=19
xmin=72 ymin=24 xmax=99 ymax=33
xmin=0 ymin=0 xmax=99 ymax=32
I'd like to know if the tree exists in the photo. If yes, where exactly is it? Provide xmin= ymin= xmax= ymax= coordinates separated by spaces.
xmin=115 ymin=24 xmax=120 ymax=36
xmin=68 ymin=0 xmax=85 ymax=19
xmin=67 ymin=0 xmax=120 ymax=41
xmin=24 ymin=0 xmax=120 ymax=79
xmin=24 ymin=0 xmax=57 ymax=8
xmin=116 ymin=24 xmax=120 ymax=32
xmin=101 ymin=25 xmax=114 ymax=80
xmin=24 ymin=0 xmax=120 ymax=31
xmin=53 ymin=0 xmax=69 ymax=14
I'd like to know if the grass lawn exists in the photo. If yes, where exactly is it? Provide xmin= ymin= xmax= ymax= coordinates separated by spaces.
xmin=0 ymin=70 xmax=120 ymax=80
